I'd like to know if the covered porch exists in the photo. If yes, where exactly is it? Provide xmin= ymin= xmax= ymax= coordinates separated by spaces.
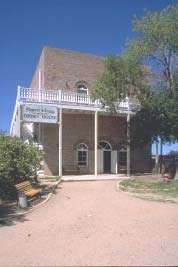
xmin=34 ymin=108 xmax=131 ymax=177
xmin=10 ymin=86 xmax=140 ymax=179
xmin=21 ymin=107 xmax=132 ymax=178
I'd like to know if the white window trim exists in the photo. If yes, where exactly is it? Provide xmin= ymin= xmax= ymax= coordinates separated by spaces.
xmin=98 ymin=140 xmax=112 ymax=151
xmin=77 ymin=143 xmax=88 ymax=167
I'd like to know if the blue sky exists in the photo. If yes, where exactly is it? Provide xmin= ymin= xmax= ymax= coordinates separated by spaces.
xmin=0 ymin=0 xmax=178 ymax=154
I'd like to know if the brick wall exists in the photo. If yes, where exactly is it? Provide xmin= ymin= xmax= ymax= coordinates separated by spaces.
xmin=40 ymin=112 xmax=151 ymax=175
xmin=30 ymin=47 xmax=152 ymax=175
xmin=30 ymin=49 xmax=45 ymax=89
xmin=30 ymin=46 xmax=104 ymax=93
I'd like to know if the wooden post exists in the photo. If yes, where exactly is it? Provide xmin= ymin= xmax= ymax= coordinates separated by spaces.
xmin=59 ymin=108 xmax=63 ymax=177
xmin=94 ymin=111 xmax=98 ymax=177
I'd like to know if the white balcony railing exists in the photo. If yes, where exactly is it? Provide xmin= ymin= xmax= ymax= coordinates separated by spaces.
xmin=18 ymin=87 xmax=101 ymax=107
xmin=18 ymin=86 xmax=140 ymax=112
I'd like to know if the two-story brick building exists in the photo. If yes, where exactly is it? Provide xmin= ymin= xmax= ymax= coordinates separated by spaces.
xmin=10 ymin=47 xmax=151 ymax=177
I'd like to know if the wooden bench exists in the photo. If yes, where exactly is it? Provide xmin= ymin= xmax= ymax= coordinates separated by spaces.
xmin=15 ymin=180 xmax=41 ymax=198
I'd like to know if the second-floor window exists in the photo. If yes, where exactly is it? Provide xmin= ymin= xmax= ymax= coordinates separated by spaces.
xmin=77 ymin=84 xmax=88 ymax=95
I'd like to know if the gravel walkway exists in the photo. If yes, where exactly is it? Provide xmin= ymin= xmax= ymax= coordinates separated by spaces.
xmin=0 ymin=180 xmax=178 ymax=266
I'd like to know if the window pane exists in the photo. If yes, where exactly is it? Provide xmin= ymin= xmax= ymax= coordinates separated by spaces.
xmin=78 ymin=89 xmax=87 ymax=94
xmin=119 ymin=151 xmax=127 ymax=166
xmin=78 ymin=151 xmax=87 ymax=166
xmin=78 ymin=151 xmax=83 ymax=162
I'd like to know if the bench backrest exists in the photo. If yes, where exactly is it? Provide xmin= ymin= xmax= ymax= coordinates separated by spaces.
xmin=15 ymin=181 xmax=33 ymax=192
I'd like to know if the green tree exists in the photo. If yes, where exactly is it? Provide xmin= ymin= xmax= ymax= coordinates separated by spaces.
xmin=94 ymin=54 xmax=150 ymax=111
xmin=127 ymin=5 xmax=178 ymax=145
xmin=0 ymin=133 xmax=42 ymax=200
xmin=132 ymin=89 xmax=178 ymax=145
xmin=126 ymin=5 xmax=178 ymax=172
xmin=93 ymin=5 xmax=178 ymax=174
xmin=128 ymin=5 xmax=178 ymax=93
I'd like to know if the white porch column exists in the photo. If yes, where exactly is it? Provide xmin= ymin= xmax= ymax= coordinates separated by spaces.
xmin=38 ymin=69 xmax=42 ymax=142
xmin=59 ymin=108 xmax=63 ymax=177
xmin=94 ymin=111 xmax=98 ymax=177
xmin=127 ymin=112 xmax=131 ymax=177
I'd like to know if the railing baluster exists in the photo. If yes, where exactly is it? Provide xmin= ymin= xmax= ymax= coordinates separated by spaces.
xmin=19 ymin=87 xmax=109 ymax=109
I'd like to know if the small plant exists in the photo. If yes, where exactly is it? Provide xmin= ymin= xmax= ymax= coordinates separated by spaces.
xmin=0 ymin=133 xmax=42 ymax=200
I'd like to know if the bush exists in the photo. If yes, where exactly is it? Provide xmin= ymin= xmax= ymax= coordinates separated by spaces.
xmin=0 ymin=134 xmax=42 ymax=200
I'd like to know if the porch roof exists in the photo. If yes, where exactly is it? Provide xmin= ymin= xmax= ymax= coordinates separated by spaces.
xmin=10 ymin=86 xmax=140 ymax=134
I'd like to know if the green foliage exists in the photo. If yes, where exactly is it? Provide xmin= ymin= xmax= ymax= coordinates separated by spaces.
xmin=132 ymin=88 xmax=178 ymax=145
xmin=129 ymin=5 xmax=178 ymax=92
xmin=128 ymin=5 xmax=178 ymax=144
xmin=0 ymin=134 xmax=42 ymax=200
xmin=93 ymin=55 xmax=150 ymax=111
xmin=93 ymin=4 xmax=178 ymax=147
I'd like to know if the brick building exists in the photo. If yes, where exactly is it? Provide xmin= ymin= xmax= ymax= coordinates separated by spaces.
xmin=10 ymin=47 xmax=151 ymax=177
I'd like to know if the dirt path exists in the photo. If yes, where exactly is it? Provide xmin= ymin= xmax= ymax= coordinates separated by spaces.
xmin=0 ymin=180 xmax=178 ymax=266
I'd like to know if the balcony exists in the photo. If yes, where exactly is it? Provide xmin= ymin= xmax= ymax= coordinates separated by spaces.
xmin=10 ymin=86 xmax=140 ymax=136
xmin=19 ymin=87 xmax=101 ymax=107
xmin=17 ymin=86 xmax=139 ymax=113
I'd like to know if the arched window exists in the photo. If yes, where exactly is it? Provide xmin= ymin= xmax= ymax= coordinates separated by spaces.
xmin=77 ymin=143 xmax=88 ymax=166
xmin=77 ymin=83 xmax=88 ymax=95
xmin=98 ymin=141 xmax=112 ymax=150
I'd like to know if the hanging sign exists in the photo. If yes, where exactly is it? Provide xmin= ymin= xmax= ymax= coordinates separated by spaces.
xmin=22 ymin=104 xmax=58 ymax=123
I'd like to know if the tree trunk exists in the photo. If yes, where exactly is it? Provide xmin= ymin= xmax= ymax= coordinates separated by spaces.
xmin=155 ymin=140 xmax=159 ymax=174
xmin=160 ymin=138 xmax=163 ymax=174
xmin=175 ymin=165 xmax=178 ymax=180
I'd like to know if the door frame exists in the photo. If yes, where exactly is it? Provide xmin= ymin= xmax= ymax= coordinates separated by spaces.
xmin=103 ymin=150 xmax=111 ymax=173
xmin=98 ymin=140 xmax=112 ymax=174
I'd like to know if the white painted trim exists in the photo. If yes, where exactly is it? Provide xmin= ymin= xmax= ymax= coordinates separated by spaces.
xmin=10 ymin=86 xmax=20 ymax=135
xmin=127 ymin=113 xmax=131 ymax=177
xmin=10 ymin=86 xmax=139 ymax=135
xmin=98 ymin=140 xmax=112 ymax=151
xmin=17 ymin=86 xmax=138 ymax=114
xmin=94 ymin=111 xmax=98 ymax=176
xmin=58 ymin=108 xmax=63 ymax=177
xmin=77 ymin=143 xmax=88 ymax=167
xmin=111 ymin=150 xmax=118 ymax=174
xmin=77 ymin=87 xmax=89 ymax=95
xmin=19 ymin=101 xmax=101 ymax=112
xmin=97 ymin=149 xmax=103 ymax=173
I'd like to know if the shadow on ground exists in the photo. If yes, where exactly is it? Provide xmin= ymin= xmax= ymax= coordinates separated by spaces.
xmin=0 ymin=184 xmax=59 ymax=227
xmin=0 ymin=204 xmax=29 ymax=227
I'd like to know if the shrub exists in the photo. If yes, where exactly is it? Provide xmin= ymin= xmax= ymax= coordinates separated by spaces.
xmin=0 ymin=133 xmax=42 ymax=200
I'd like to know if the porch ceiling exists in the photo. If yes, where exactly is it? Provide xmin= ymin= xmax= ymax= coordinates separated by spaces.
xmin=62 ymin=108 xmax=127 ymax=117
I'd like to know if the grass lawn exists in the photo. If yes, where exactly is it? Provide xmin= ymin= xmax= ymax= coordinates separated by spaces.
xmin=119 ymin=178 xmax=178 ymax=200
